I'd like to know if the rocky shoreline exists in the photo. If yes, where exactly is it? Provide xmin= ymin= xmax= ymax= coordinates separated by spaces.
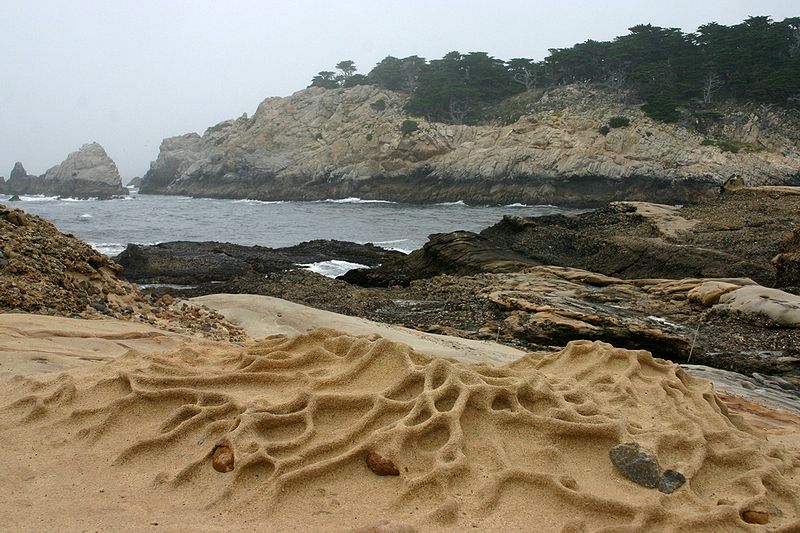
xmin=120 ymin=187 xmax=800 ymax=388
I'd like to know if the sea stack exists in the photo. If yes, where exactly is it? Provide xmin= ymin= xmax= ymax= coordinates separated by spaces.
xmin=4 ymin=143 xmax=128 ymax=199
xmin=41 ymin=142 xmax=128 ymax=199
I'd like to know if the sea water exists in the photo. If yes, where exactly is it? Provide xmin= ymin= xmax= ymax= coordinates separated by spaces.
xmin=3 ymin=190 xmax=584 ymax=276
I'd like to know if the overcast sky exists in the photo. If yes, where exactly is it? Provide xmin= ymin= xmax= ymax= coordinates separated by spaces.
xmin=1 ymin=1 xmax=797 ymax=179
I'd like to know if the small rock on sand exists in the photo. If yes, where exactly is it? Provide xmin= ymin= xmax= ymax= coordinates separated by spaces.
xmin=366 ymin=451 xmax=399 ymax=476
xmin=609 ymin=442 xmax=660 ymax=488
xmin=212 ymin=445 xmax=234 ymax=473
xmin=658 ymin=469 xmax=686 ymax=494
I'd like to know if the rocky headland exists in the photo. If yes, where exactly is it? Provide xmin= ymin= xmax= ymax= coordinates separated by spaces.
xmin=139 ymin=85 xmax=800 ymax=206
xmin=1 ymin=143 xmax=128 ymax=199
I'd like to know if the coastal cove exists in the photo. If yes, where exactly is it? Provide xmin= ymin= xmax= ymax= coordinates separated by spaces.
xmin=1 ymin=191 xmax=583 ymax=257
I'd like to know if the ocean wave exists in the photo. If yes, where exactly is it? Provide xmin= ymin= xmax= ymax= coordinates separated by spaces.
xmin=372 ymin=239 xmax=414 ymax=254
xmin=90 ymin=243 xmax=127 ymax=256
xmin=60 ymin=197 xmax=99 ymax=202
xmin=232 ymin=199 xmax=287 ymax=205
xmin=90 ymin=241 xmax=163 ymax=257
xmin=299 ymin=260 xmax=369 ymax=278
xmin=318 ymin=197 xmax=396 ymax=204
xmin=6 ymin=194 xmax=60 ymax=202
xmin=436 ymin=200 xmax=466 ymax=206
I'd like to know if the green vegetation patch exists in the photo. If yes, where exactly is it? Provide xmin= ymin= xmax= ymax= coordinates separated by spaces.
xmin=401 ymin=119 xmax=419 ymax=136
xmin=608 ymin=116 xmax=631 ymax=128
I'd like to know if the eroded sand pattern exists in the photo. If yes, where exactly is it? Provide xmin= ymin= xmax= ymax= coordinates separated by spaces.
xmin=1 ymin=328 xmax=799 ymax=531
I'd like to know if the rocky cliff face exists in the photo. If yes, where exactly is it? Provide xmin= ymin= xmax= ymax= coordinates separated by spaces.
xmin=2 ymin=143 xmax=128 ymax=199
xmin=140 ymin=85 xmax=800 ymax=205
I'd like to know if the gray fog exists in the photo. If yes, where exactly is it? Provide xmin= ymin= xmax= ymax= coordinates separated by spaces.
xmin=1 ymin=0 xmax=797 ymax=179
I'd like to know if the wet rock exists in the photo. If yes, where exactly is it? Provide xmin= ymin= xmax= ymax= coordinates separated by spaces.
xmin=343 ymin=189 xmax=800 ymax=289
xmin=212 ymin=445 xmax=234 ymax=473
xmin=116 ymin=240 xmax=402 ymax=285
xmin=740 ymin=509 xmax=769 ymax=524
xmin=609 ymin=442 xmax=660 ymax=488
xmin=657 ymin=469 xmax=686 ymax=494
xmin=366 ymin=451 xmax=399 ymax=476
xmin=8 ymin=194 xmax=20 ymax=202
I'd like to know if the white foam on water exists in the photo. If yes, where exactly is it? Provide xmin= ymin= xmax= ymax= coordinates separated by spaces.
xmin=16 ymin=195 xmax=60 ymax=202
xmin=90 ymin=243 xmax=126 ymax=256
xmin=90 ymin=241 xmax=163 ymax=257
xmin=299 ymin=260 xmax=370 ymax=278
xmin=319 ymin=197 xmax=396 ymax=204
xmin=436 ymin=200 xmax=466 ymax=206
xmin=373 ymin=239 xmax=414 ymax=254
xmin=77 ymin=213 xmax=93 ymax=221
xmin=61 ymin=197 xmax=99 ymax=202
xmin=232 ymin=199 xmax=287 ymax=205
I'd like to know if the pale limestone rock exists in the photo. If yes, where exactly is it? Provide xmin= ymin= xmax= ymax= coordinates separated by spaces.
xmin=140 ymin=85 xmax=800 ymax=204
xmin=43 ymin=142 xmax=123 ymax=186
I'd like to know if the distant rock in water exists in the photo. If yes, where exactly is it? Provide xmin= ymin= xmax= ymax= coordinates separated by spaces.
xmin=9 ymin=162 xmax=28 ymax=180
xmin=3 ymin=143 xmax=127 ymax=199
xmin=138 ymin=85 xmax=800 ymax=206
xmin=127 ymin=176 xmax=142 ymax=187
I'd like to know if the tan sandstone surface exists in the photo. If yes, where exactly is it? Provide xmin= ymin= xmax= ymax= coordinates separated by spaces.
xmin=1 ymin=301 xmax=799 ymax=532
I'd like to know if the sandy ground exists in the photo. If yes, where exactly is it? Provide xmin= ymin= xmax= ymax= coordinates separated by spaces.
xmin=1 ymin=299 xmax=799 ymax=532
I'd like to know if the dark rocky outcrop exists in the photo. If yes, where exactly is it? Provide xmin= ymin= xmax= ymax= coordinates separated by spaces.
xmin=3 ymin=143 xmax=127 ymax=199
xmin=115 ymin=240 xmax=404 ymax=285
xmin=342 ymin=188 xmax=800 ymax=289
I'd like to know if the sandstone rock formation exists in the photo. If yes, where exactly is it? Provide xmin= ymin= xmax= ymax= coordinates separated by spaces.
xmin=2 ymin=143 xmax=127 ymax=199
xmin=139 ymin=85 xmax=800 ymax=205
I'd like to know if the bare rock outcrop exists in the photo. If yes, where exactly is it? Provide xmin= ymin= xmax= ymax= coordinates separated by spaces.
xmin=3 ymin=143 xmax=128 ymax=199
xmin=9 ymin=162 xmax=28 ymax=180
xmin=139 ymin=85 xmax=800 ymax=206
xmin=0 ymin=204 xmax=244 ymax=342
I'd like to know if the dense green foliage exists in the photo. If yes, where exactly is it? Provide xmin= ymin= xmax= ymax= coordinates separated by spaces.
xmin=309 ymin=16 xmax=800 ymax=124
xmin=608 ymin=116 xmax=631 ymax=128
xmin=400 ymin=119 xmax=419 ymax=136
